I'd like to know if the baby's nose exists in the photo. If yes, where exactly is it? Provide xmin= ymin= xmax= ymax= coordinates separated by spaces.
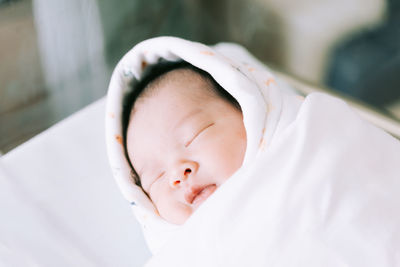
xmin=169 ymin=161 xmax=198 ymax=187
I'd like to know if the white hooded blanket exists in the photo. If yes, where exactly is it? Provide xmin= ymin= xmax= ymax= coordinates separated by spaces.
xmin=105 ymin=37 xmax=400 ymax=266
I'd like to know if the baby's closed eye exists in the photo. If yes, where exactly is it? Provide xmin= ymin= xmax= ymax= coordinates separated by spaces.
xmin=142 ymin=170 xmax=164 ymax=192
xmin=185 ymin=123 xmax=214 ymax=147
xmin=151 ymin=171 xmax=165 ymax=187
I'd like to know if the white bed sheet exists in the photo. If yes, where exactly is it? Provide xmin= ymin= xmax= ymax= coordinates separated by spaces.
xmin=0 ymin=98 xmax=151 ymax=266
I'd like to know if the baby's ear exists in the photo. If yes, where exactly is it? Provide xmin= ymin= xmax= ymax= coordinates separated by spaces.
xmin=130 ymin=168 xmax=141 ymax=186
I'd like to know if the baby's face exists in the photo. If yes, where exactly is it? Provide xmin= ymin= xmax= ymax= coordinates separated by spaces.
xmin=126 ymin=70 xmax=246 ymax=224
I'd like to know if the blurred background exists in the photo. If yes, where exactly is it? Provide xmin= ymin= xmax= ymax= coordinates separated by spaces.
xmin=1 ymin=0 xmax=399 ymax=154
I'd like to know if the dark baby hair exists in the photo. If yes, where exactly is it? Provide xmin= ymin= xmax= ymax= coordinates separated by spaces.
xmin=122 ymin=60 xmax=241 ymax=186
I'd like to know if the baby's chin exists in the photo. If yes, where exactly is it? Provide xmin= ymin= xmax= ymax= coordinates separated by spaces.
xmin=160 ymin=208 xmax=192 ymax=225
xmin=159 ymin=184 xmax=218 ymax=225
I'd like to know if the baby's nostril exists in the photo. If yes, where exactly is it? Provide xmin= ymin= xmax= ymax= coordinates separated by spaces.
xmin=184 ymin=168 xmax=191 ymax=175
xmin=173 ymin=180 xmax=180 ymax=186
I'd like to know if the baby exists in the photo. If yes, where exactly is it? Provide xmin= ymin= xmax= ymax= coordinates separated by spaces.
xmin=122 ymin=61 xmax=247 ymax=224
xmin=107 ymin=37 xmax=400 ymax=264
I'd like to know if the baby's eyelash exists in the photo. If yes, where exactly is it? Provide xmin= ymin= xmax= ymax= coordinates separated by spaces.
xmin=147 ymin=171 xmax=165 ymax=191
xmin=185 ymin=123 xmax=214 ymax=147
xmin=155 ymin=171 xmax=165 ymax=182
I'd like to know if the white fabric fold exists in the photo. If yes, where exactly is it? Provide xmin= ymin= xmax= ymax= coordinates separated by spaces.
xmin=145 ymin=92 xmax=400 ymax=267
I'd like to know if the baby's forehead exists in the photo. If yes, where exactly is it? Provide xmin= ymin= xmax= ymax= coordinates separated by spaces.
xmin=139 ymin=68 xmax=217 ymax=102
xmin=155 ymin=68 xmax=214 ymax=91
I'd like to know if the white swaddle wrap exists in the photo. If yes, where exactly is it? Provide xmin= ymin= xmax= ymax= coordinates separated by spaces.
xmin=106 ymin=37 xmax=400 ymax=266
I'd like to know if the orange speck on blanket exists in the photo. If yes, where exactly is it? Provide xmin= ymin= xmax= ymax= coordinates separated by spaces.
xmin=200 ymin=51 xmax=215 ymax=56
xmin=141 ymin=60 xmax=147 ymax=70
xmin=265 ymin=78 xmax=276 ymax=87
xmin=115 ymin=135 xmax=123 ymax=145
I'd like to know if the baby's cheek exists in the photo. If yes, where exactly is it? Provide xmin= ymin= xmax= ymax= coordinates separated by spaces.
xmin=208 ymin=138 xmax=243 ymax=181
xmin=152 ymin=183 xmax=193 ymax=224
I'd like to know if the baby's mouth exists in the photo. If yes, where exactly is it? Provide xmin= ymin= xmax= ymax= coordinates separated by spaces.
xmin=186 ymin=184 xmax=217 ymax=208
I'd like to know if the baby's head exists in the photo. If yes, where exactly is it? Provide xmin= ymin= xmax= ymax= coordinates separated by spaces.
xmin=123 ymin=61 xmax=247 ymax=224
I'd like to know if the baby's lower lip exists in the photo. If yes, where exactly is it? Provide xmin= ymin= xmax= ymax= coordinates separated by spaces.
xmin=192 ymin=184 xmax=217 ymax=207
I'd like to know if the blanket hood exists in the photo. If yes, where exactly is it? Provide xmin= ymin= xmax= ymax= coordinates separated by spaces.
xmin=105 ymin=36 xmax=297 ymax=253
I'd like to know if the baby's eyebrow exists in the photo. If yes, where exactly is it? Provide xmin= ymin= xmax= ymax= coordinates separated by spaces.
xmin=174 ymin=109 xmax=202 ymax=130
